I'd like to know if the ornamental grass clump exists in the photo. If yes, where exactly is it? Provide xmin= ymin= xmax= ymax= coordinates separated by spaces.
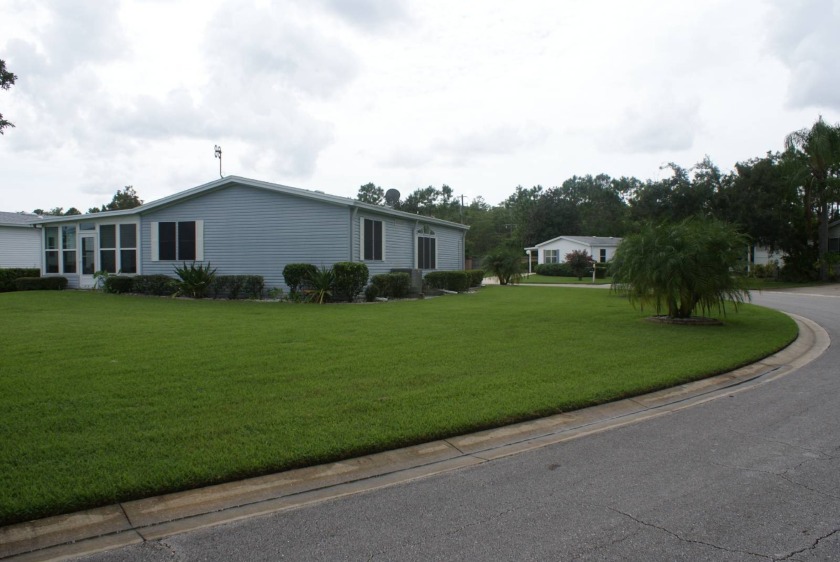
xmin=611 ymin=218 xmax=750 ymax=319
xmin=173 ymin=262 xmax=217 ymax=299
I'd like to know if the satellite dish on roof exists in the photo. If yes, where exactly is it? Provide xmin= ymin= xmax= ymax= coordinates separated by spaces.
xmin=384 ymin=189 xmax=401 ymax=206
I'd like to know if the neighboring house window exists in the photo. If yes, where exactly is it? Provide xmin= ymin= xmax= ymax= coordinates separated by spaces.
xmin=544 ymin=249 xmax=559 ymax=263
xmin=830 ymin=238 xmax=839 ymax=253
xmin=417 ymin=225 xmax=436 ymax=270
xmin=361 ymin=218 xmax=384 ymax=261
xmin=599 ymin=249 xmax=607 ymax=263
xmin=100 ymin=224 xmax=138 ymax=273
xmin=44 ymin=226 xmax=77 ymax=274
xmin=151 ymin=220 xmax=204 ymax=261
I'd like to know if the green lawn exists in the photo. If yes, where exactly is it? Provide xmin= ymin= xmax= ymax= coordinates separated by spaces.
xmin=0 ymin=288 xmax=797 ymax=526
xmin=519 ymin=274 xmax=612 ymax=284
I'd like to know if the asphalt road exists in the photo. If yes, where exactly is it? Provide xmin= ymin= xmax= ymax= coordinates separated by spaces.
xmin=77 ymin=289 xmax=840 ymax=561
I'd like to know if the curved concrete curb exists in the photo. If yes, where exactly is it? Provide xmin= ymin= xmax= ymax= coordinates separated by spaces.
xmin=0 ymin=314 xmax=829 ymax=561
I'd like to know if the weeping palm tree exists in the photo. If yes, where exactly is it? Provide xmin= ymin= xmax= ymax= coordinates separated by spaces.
xmin=784 ymin=116 xmax=840 ymax=281
xmin=611 ymin=218 xmax=750 ymax=319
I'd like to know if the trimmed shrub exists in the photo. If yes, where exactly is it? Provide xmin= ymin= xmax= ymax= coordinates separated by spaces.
xmin=370 ymin=272 xmax=410 ymax=298
xmin=14 ymin=276 xmax=68 ymax=291
xmin=0 ymin=268 xmax=40 ymax=292
xmin=103 ymin=276 xmax=134 ymax=294
xmin=364 ymin=284 xmax=379 ymax=302
xmin=535 ymin=262 xmax=574 ymax=277
xmin=332 ymin=262 xmax=369 ymax=302
xmin=132 ymin=275 xmax=178 ymax=296
xmin=466 ymin=269 xmax=485 ymax=287
xmin=283 ymin=263 xmax=317 ymax=295
xmin=209 ymin=275 xmax=265 ymax=299
xmin=425 ymin=271 xmax=471 ymax=292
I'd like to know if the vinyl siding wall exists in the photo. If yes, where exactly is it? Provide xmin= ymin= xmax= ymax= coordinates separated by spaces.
xmin=0 ymin=226 xmax=41 ymax=268
xmin=140 ymin=184 xmax=350 ymax=289
xmin=353 ymin=213 xmax=465 ymax=277
xmin=537 ymin=240 xmax=617 ymax=265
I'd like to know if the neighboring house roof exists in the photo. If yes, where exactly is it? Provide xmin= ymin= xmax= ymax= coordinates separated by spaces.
xmin=526 ymin=235 xmax=622 ymax=251
xmin=29 ymin=176 xmax=470 ymax=231
xmin=0 ymin=211 xmax=41 ymax=228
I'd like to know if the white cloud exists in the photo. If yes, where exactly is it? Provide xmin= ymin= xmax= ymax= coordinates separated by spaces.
xmin=599 ymin=92 xmax=701 ymax=154
xmin=766 ymin=0 xmax=840 ymax=109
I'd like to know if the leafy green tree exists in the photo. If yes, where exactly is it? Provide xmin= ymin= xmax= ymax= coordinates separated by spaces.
xmin=565 ymin=250 xmax=594 ymax=280
xmin=611 ymin=218 xmax=750 ymax=319
xmin=0 ymin=59 xmax=16 ymax=134
xmin=784 ymin=116 xmax=840 ymax=281
xmin=482 ymin=249 xmax=522 ymax=285
xmin=356 ymin=182 xmax=385 ymax=205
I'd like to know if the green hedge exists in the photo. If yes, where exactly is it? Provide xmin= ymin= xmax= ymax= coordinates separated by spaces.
xmin=283 ymin=263 xmax=317 ymax=294
xmin=332 ymin=262 xmax=369 ymax=302
xmin=370 ymin=272 xmax=410 ymax=299
xmin=424 ymin=271 xmax=471 ymax=292
xmin=209 ymin=275 xmax=265 ymax=299
xmin=131 ymin=275 xmax=179 ymax=296
xmin=103 ymin=276 xmax=134 ymax=294
xmin=14 ymin=277 xmax=68 ymax=291
xmin=0 ymin=268 xmax=40 ymax=292
xmin=535 ymin=262 xmax=574 ymax=277
xmin=466 ymin=269 xmax=485 ymax=287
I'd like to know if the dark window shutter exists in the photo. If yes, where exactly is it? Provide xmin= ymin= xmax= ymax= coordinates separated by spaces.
xmin=159 ymin=222 xmax=177 ymax=261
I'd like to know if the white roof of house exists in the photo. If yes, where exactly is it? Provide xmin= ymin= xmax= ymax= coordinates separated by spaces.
xmin=29 ymin=176 xmax=470 ymax=231
xmin=0 ymin=211 xmax=41 ymax=227
xmin=527 ymin=235 xmax=622 ymax=251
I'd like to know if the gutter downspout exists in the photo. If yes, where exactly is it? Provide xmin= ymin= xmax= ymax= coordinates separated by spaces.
xmin=350 ymin=207 xmax=358 ymax=261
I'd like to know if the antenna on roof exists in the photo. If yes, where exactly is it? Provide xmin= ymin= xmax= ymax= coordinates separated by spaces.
xmin=214 ymin=145 xmax=223 ymax=178
xmin=384 ymin=188 xmax=400 ymax=207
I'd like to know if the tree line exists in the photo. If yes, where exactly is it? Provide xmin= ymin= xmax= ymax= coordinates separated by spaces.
xmin=358 ymin=117 xmax=840 ymax=281
xmin=31 ymin=186 xmax=143 ymax=217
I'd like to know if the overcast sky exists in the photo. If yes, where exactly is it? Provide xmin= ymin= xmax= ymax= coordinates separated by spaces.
xmin=1 ymin=0 xmax=839 ymax=213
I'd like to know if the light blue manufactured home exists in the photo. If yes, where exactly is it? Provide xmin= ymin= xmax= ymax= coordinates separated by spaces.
xmin=30 ymin=176 xmax=469 ymax=291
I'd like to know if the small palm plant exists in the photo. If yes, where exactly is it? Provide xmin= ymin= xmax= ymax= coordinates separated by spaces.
xmin=306 ymin=266 xmax=335 ymax=304
xmin=482 ymin=250 xmax=522 ymax=285
xmin=173 ymin=262 xmax=217 ymax=299
xmin=611 ymin=218 xmax=750 ymax=319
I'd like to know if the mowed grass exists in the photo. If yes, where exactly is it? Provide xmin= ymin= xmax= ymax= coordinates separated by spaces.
xmin=520 ymin=274 xmax=612 ymax=284
xmin=0 ymin=287 xmax=796 ymax=526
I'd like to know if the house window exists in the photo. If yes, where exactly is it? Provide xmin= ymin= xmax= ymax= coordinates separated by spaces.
xmin=544 ymin=249 xmax=559 ymax=264
xmin=417 ymin=226 xmax=436 ymax=270
xmin=62 ymin=226 xmax=77 ymax=274
xmin=120 ymin=224 xmax=138 ymax=273
xmin=153 ymin=221 xmax=203 ymax=261
xmin=830 ymin=238 xmax=839 ymax=254
xmin=599 ymin=249 xmax=607 ymax=263
xmin=362 ymin=218 xmax=384 ymax=261
xmin=98 ymin=224 xmax=138 ymax=273
xmin=44 ymin=227 xmax=59 ymax=273
xmin=44 ymin=225 xmax=77 ymax=274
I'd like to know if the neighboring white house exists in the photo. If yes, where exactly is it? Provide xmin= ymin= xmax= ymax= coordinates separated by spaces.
xmin=526 ymin=236 xmax=622 ymax=266
xmin=0 ymin=212 xmax=41 ymax=268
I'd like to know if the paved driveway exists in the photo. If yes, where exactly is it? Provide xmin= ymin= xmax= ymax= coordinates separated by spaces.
xmin=75 ymin=288 xmax=840 ymax=561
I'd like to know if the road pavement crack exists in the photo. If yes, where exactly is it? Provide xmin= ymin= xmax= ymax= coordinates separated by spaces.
xmin=596 ymin=504 xmax=772 ymax=560
xmin=710 ymin=461 xmax=840 ymax=501
xmin=777 ymin=528 xmax=840 ymax=560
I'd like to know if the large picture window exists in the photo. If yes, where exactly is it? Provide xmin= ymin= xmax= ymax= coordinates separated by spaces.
xmin=417 ymin=226 xmax=436 ymax=270
xmin=44 ymin=225 xmax=77 ymax=274
xmin=544 ymin=249 xmax=559 ymax=264
xmin=361 ymin=218 xmax=384 ymax=261
xmin=152 ymin=220 xmax=203 ymax=261
xmin=99 ymin=223 xmax=138 ymax=273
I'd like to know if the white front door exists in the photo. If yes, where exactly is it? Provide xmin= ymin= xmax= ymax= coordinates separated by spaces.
xmin=79 ymin=234 xmax=96 ymax=289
